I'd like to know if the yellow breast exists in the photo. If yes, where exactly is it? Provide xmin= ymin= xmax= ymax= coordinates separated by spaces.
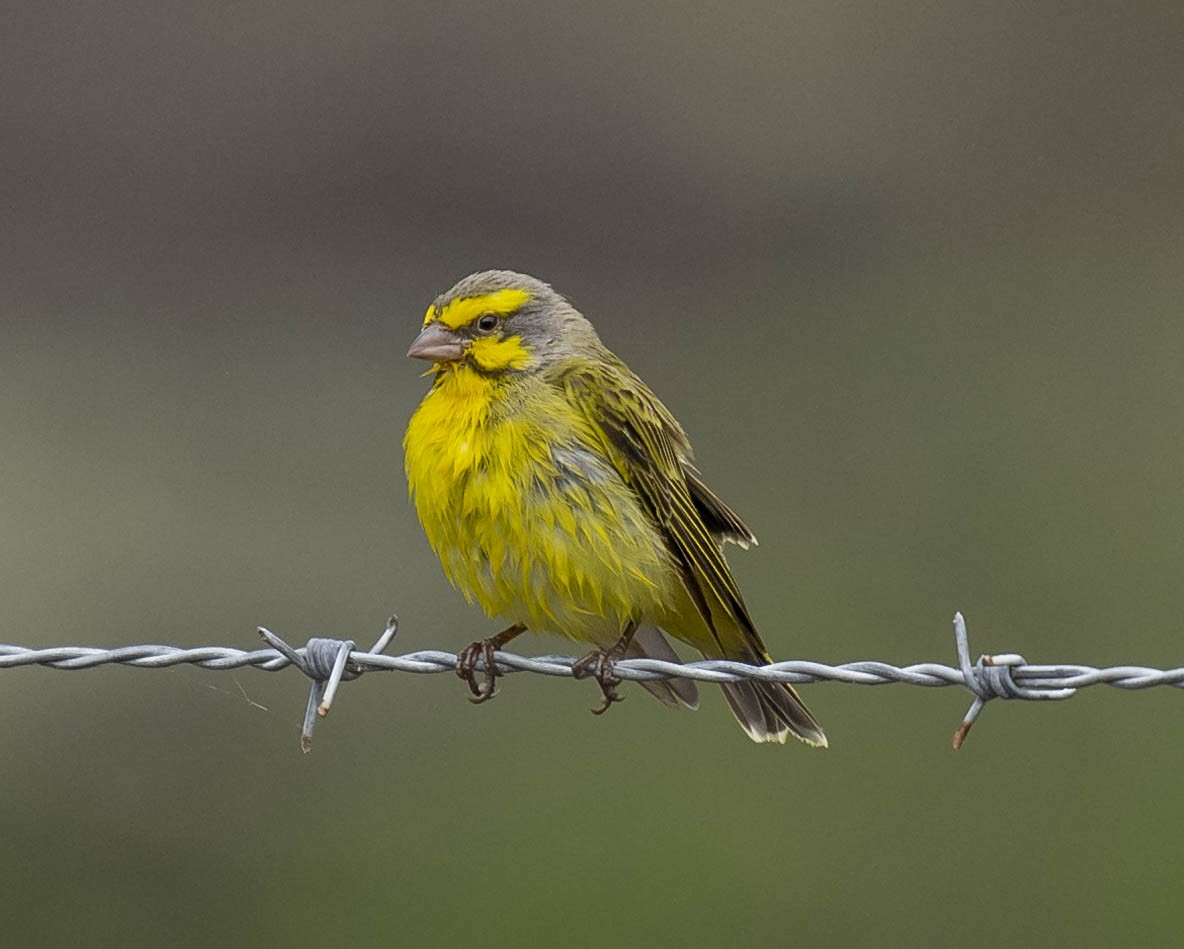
xmin=404 ymin=365 xmax=674 ymax=644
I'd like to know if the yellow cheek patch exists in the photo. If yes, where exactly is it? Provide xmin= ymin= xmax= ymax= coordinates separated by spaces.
xmin=469 ymin=335 xmax=532 ymax=371
xmin=425 ymin=288 xmax=532 ymax=330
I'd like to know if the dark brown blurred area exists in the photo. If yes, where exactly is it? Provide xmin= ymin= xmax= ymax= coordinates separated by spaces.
xmin=2 ymin=4 xmax=1183 ymax=948
xmin=5 ymin=2 xmax=1180 ymax=319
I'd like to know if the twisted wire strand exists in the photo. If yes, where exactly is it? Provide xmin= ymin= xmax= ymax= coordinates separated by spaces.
xmin=2 ymin=613 xmax=1180 ymax=750
xmin=4 ymin=645 xmax=1184 ymax=691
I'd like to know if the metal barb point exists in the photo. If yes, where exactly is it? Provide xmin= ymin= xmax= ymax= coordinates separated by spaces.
xmin=257 ymin=617 xmax=399 ymax=753
xmin=950 ymin=611 xmax=1075 ymax=749
xmin=952 ymin=612 xmax=996 ymax=749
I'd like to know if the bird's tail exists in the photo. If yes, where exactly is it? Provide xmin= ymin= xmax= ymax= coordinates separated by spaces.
xmin=626 ymin=624 xmax=700 ymax=710
xmin=719 ymin=649 xmax=827 ymax=746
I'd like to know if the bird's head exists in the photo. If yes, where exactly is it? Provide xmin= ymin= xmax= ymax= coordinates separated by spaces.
xmin=407 ymin=271 xmax=601 ymax=374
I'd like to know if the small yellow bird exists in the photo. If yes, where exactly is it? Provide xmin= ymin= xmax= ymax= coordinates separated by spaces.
xmin=404 ymin=271 xmax=826 ymax=745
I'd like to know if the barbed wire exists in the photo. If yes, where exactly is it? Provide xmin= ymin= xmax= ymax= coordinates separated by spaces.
xmin=2 ymin=612 xmax=1180 ymax=751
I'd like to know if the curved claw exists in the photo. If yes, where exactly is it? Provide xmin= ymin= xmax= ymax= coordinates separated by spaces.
xmin=457 ymin=639 xmax=500 ymax=703
xmin=454 ymin=624 xmax=527 ymax=706
xmin=589 ymin=687 xmax=624 ymax=715
xmin=573 ymin=648 xmax=626 ymax=715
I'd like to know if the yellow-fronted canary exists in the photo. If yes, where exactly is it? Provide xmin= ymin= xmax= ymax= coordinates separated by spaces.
xmin=404 ymin=271 xmax=826 ymax=745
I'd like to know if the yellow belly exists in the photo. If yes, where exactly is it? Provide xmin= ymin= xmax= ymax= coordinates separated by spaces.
xmin=404 ymin=366 xmax=675 ymax=645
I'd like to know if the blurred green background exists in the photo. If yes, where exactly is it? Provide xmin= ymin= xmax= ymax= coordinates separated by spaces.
xmin=3 ymin=2 xmax=1183 ymax=946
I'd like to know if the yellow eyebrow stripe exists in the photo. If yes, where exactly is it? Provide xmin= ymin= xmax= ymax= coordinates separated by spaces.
xmin=424 ymin=289 xmax=532 ymax=329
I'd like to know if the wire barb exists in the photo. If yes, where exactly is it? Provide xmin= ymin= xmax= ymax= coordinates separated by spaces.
xmin=1 ymin=611 xmax=1181 ymax=751
xmin=950 ymin=612 xmax=1076 ymax=749
xmin=256 ymin=616 xmax=399 ymax=752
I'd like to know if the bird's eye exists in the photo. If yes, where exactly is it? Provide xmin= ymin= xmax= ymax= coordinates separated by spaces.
xmin=476 ymin=314 xmax=499 ymax=332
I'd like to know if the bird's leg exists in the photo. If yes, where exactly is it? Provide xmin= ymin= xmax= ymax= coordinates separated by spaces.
xmin=456 ymin=623 xmax=526 ymax=704
xmin=571 ymin=621 xmax=638 ymax=715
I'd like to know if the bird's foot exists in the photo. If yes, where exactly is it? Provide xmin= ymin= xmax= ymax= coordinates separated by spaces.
xmin=456 ymin=624 xmax=526 ymax=704
xmin=571 ymin=645 xmax=628 ymax=715
xmin=456 ymin=638 xmax=504 ymax=704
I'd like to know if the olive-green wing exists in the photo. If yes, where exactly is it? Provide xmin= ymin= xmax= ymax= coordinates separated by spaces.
xmin=560 ymin=360 xmax=760 ymax=653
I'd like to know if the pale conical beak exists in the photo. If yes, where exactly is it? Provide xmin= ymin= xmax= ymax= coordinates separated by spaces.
xmin=407 ymin=322 xmax=466 ymax=362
